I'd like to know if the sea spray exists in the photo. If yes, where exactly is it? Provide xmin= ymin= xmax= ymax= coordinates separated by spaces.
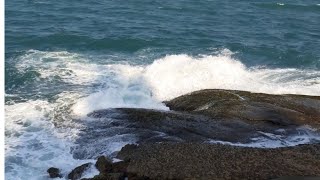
xmin=5 ymin=49 xmax=320 ymax=180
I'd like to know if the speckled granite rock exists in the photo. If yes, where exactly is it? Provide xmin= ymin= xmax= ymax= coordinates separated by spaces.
xmin=117 ymin=143 xmax=320 ymax=180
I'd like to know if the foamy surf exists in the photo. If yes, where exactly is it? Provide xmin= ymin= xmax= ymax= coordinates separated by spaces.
xmin=70 ymin=50 xmax=319 ymax=115
xmin=5 ymin=49 xmax=320 ymax=179
xmin=10 ymin=49 xmax=320 ymax=116
xmin=5 ymin=97 xmax=133 ymax=180
xmin=143 ymin=53 xmax=320 ymax=100
xmin=5 ymin=100 xmax=92 ymax=180
xmin=7 ymin=49 xmax=319 ymax=117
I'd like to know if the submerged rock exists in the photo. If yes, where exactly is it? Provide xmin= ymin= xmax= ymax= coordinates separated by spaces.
xmin=47 ymin=167 xmax=62 ymax=178
xmin=68 ymin=163 xmax=92 ymax=180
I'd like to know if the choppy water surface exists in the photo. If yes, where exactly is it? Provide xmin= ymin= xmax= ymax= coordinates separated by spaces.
xmin=5 ymin=0 xmax=320 ymax=179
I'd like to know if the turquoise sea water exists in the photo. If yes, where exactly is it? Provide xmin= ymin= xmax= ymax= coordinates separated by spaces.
xmin=5 ymin=1 xmax=320 ymax=179
xmin=6 ymin=1 xmax=320 ymax=94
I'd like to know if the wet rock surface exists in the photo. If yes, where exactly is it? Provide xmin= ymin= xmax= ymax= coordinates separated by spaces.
xmin=75 ymin=89 xmax=320 ymax=158
xmin=95 ymin=156 xmax=113 ymax=174
xmin=81 ymin=156 xmax=130 ymax=180
xmin=68 ymin=163 xmax=93 ymax=180
xmin=47 ymin=167 xmax=62 ymax=178
xmin=117 ymin=143 xmax=320 ymax=180
xmin=67 ymin=89 xmax=320 ymax=179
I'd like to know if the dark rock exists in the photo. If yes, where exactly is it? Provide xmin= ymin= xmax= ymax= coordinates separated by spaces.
xmin=106 ymin=173 xmax=125 ymax=180
xmin=83 ymin=90 xmax=320 ymax=150
xmin=111 ymin=161 xmax=129 ymax=173
xmin=95 ymin=156 xmax=112 ymax=174
xmin=117 ymin=144 xmax=137 ymax=161
xmin=80 ymin=156 xmax=130 ymax=180
xmin=116 ymin=108 xmax=260 ymax=143
xmin=126 ymin=173 xmax=150 ymax=180
xmin=81 ymin=173 xmax=125 ymax=180
xmin=74 ymin=89 xmax=320 ymax=179
xmin=117 ymin=143 xmax=320 ymax=180
xmin=272 ymin=177 xmax=320 ymax=180
xmin=47 ymin=167 xmax=62 ymax=178
xmin=68 ymin=163 xmax=92 ymax=180
xmin=165 ymin=89 xmax=320 ymax=127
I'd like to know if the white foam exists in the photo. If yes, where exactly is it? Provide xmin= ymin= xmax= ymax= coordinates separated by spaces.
xmin=144 ymin=53 xmax=250 ymax=100
xmin=16 ymin=49 xmax=319 ymax=116
xmin=15 ymin=50 xmax=111 ymax=85
xmin=143 ymin=53 xmax=320 ymax=100
xmin=68 ymin=51 xmax=319 ymax=116
xmin=5 ymin=93 xmax=17 ymax=97
xmin=5 ymin=49 xmax=320 ymax=179
xmin=5 ymin=100 xmax=53 ymax=140
xmin=5 ymin=98 xmax=97 ymax=180
xmin=71 ymin=64 xmax=169 ymax=116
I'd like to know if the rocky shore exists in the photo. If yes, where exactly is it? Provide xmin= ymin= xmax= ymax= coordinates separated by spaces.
xmin=117 ymin=143 xmax=320 ymax=180
xmin=50 ymin=143 xmax=320 ymax=180
xmin=48 ymin=89 xmax=320 ymax=179
xmin=84 ymin=89 xmax=320 ymax=146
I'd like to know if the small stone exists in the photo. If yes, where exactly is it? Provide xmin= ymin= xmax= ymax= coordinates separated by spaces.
xmin=47 ymin=167 xmax=62 ymax=178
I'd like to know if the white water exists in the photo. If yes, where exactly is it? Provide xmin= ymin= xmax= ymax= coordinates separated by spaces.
xmin=5 ymin=49 xmax=320 ymax=179
xmin=14 ymin=49 xmax=320 ymax=116
xmin=5 ymin=96 xmax=133 ymax=180
xmin=5 ymin=100 xmax=91 ymax=180
xmin=143 ymin=53 xmax=320 ymax=100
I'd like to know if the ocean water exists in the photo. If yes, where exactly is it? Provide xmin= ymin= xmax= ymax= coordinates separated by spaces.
xmin=5 ymin=0 xmax=320 ymax=179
